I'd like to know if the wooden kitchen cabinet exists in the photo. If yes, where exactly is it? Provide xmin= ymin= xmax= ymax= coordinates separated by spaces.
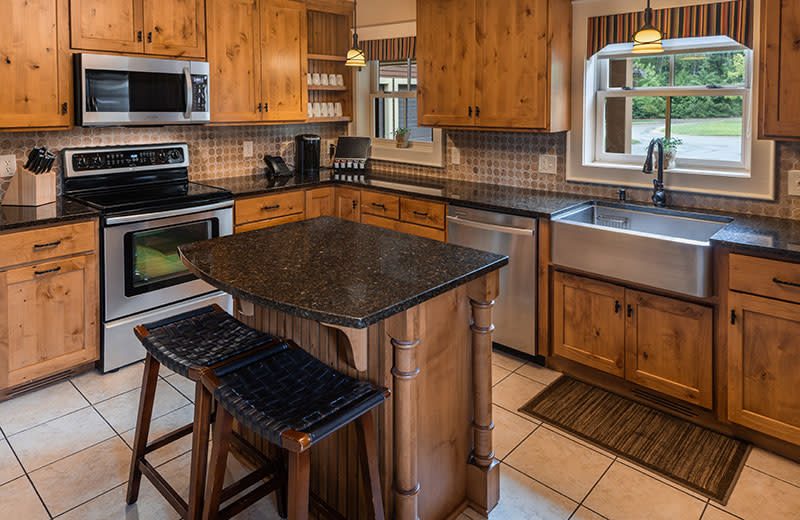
xmin=260 ymin=0 xmax=308 ymax=121
xmin=335 ymin=187 xmax=361 ymax=222
xmin=70 ymin=0 xmax=206 ymax=58
xmin=728 ymin=291 xmax=800 ymax=444
xmin=625 ymin=290 xmax=713 ymax=408
xmin=552 ymin=272 xmax=625 ymax=377
xmin=234 ymin=190 xmax=305 ymax=233
xmin=305 ymin=187 xmax=335 ymax=218
xmin=417 ymin=0 xmax=571 ymax=131
xmin=0 ymin=0 xmax=71 ymax=130
xmin=759 ymin=0 xmax=800 ymax=140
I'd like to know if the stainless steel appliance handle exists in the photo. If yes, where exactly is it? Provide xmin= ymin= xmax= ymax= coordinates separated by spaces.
xmin=184 ymin=67 xmax=192 ymax=119
xmin=447 ymin=215 xmax=535 ymax=236
xmin=105 ymin=200 xmax=233 ymax=226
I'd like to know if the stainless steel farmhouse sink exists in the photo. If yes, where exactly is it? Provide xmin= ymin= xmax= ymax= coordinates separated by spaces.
xmin=550 ymin=202 xmax=732 ymax=297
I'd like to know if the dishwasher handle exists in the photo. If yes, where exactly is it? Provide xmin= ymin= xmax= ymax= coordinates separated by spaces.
xmin=447 ymin=215 xmax=535 ymax=236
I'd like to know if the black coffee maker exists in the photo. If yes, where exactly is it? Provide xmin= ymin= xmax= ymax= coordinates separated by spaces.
xmin=295 ymin=134 xmax=321 ymax=178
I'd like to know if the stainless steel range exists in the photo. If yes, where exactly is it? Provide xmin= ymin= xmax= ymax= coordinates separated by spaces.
xmin=63 ymin=143 xmax=234 ymax=372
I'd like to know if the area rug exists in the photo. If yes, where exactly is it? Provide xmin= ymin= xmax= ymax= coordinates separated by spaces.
xmin=518 ymin=376 xmax=750 ymax=504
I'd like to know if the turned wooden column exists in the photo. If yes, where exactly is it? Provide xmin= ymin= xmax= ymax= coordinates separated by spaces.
xmin=466 ymin=271 xmax=501 ymax=513
xmin=386 ymin=306 xmax=424 ymax=520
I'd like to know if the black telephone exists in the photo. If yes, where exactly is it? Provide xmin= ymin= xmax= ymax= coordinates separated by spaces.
xmin=264 ymin=155 xmax=292 ymax=178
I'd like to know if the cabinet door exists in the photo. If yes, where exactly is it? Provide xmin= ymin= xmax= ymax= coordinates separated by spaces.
xmin=759 ymin=0 xmax=800 ymax=139
xmin=207 ymin=0 xmax=261 ymax=122
xmin=1 ymin=0 xmax=70 ymax=129
xmin=335 ymin=188 xmax=361 ymax=222
xmin=0 ymin=255 xmax=99 ymax=389
xmin=259 ymin=0 xmax=308 ymax=121
xmin=70 ymin=0 xmax=144 ymax=53
xmin=625 ymin=290 xmax=713 ymax=408
xmin=416 ymin=0 xmax=477 ymax=127
xmin=552 ymin=272 xmax=625 ymax=376
xmin=142 ymin=0 xmax=206 ymax=58
xmin=305 ymin=188 xmax=335 ymax=219
xmin=475 ymin=0 xmax=549 ymax=129
xmin=728 ymin=292 xmax=800 ymax=444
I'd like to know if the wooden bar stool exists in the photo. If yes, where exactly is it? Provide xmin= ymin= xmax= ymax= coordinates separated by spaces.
xmin=128 ymin=305 xmax=288 ymax=519
xmin=199 ymin=342 xmax=389 ymax=520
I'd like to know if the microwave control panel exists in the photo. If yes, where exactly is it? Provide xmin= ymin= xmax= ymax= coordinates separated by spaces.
xmin=191 ymin=75 xmax=208 ymax=112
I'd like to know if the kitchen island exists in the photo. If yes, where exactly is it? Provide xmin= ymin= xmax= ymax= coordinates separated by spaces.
xmin=179 ymin=216 xmax=508 ymax=520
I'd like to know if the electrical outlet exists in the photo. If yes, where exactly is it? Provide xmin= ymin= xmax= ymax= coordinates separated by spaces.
xmin=0 ymin=155 xmax=16 ymax=178
xmin=789 ymin=170 xmax=800 ymax=197
xmin=243 ymin=141 xmax=254 ymax=158
xmin=450 ymin=146 xmax=461 ymax=165
xmin=539 ymin=154 xmax=557 ymax=174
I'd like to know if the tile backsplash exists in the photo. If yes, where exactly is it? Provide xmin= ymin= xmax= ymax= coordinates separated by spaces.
xmin=1 ymin=125 xmax=798 ymax=220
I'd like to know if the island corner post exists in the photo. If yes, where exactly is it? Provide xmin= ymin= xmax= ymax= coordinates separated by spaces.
xmin=232 ymin=269 xmax=501 ymax=520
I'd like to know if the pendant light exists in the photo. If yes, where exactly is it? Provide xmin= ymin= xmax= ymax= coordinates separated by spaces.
xmin=345 ymin=0 xmax=366 ymax=67
xmin=632 ymin=0 xmax=664 ymax=54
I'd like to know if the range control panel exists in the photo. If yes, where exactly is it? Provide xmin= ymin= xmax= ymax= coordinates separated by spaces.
xmin=67 ymin=144 xmax=188 ymax=173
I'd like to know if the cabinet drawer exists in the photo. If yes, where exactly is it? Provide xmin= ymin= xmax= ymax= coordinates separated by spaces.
xmin=361 ymin=191 xmax=400 ymax=220
xmin=400 ymin=198 xmax=445 ymax=229
xmin=730 ymin=254 xmax=800 ymax=304
xmin=0 ymin=221 xmax=96 ymax=270
xmin=235 ymin=191 xmax=305 ymax=225
xmin=362 ymin=214 xmax=446 ymax=241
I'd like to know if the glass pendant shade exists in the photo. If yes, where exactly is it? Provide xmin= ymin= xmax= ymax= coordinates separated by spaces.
xmin=345 ymin=0 xmax=366 ymax=67
xmin=632 ymin=1 xmax=663 ymax=54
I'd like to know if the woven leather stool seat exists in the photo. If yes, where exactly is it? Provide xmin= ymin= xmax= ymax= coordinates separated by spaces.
xmin=213 ymin=345 xmax=386 ymax=449
xmin=136 ymin=305 xmax=284 ymax=378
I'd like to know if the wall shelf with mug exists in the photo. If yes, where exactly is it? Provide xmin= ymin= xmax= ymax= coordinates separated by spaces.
xmin=306 ymin=7 xmax=353 ymax=123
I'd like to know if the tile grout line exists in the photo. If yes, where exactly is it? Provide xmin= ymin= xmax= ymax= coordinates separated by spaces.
xmin=575 ymin=455 xmax=616 ymax=511
xmin=614 ymin=457 xmax=713 ymax=504
xmin=0 ymin=423 xmax=55 ymax=519
xmin=744 ymin=464 xmax=800 ymax=490
xmin=498 ymin=459 xmax=583 ymax=510
xmin=499 ymin=422 xmax=541 ymax=462
xmin=699 ymin=502 xmax=709 ymax=519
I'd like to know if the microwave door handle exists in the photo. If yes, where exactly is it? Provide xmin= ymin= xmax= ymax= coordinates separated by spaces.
xmin=183 ymin=67 xmax=192 ymax=119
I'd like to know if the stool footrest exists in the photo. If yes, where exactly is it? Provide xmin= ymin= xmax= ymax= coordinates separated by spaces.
xmin=138 ymin=458 xmax=188 ymax=517
xmin=144 ymin=423 xmax=194 ymax=455
xmin=310 ymin=491 xmax=347 ymax=520
xmin=219 ymin=476 xmax=281 ymax=519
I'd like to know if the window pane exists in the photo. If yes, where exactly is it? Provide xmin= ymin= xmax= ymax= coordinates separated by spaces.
xmin=632 ymin=56 xmax=670 ymax=88
xmin=674 ymin=51 xmax=746 ymax=87
xmin=670 ymin=95 xmax=743 ymax=162
xmin=374 ymin=97 xmax=433 ymax=143
xmin=630 ymin=96 xmax=667 ymax=154
xmin=378 ymin=61 xmax=410 ymax=93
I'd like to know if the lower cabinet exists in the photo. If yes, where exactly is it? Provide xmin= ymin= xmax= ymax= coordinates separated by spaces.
xmin=234 ymin=190 xmax=305 ymax=233
xmin=305 ymin=187 xmax=335 ymax=218
xmin=335 ymin=187 xmax=361 ymax=222
xmin=552 ymin=272 xmax=714 ymax=408
xmin=728 ymin=291 xmax=800 ymax=444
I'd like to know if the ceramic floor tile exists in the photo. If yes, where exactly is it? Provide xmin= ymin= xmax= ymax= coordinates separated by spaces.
xmin=488 ymin=463 xmax=577 ymax=520
xmin=0 ymin=381 xmax=89 ymax=436
xmin=492 ymin=350 xmax=526 ymax=372
xmin=515 ymin=363 xmax=562 ymax=386
xmin=722 ymin=465 xmax=800 ymax=519
xmin=505 ymin=426 xmax=613 ymax=502
xmin=120 ymin=404 xmax=195 ymax=467
xmin=56 ymin=478 xmax=181 ymax=520
xmin=614 ymin=456 xmax=709 ymax=502
xmin=29 ymin=436 xmax=132 ymax=516
xmin=571 ymin=506 xmax=607 ymax=520
xmin=493 ymin=404 xmax=538 ymax=460
xmin=8 ymin=406 xmax=116 ymax=472
xmin=95 ymin=379 xmax=190 ymax=433
xmin=701 ymin=505 xmax=740 ymax=520
xmin=0 ymin=439 xmax=24 ymax=486
xmin=584 ymin=461 xmax=707 ymax=520
xmin=493 ymin=373 xmax=546 ymax=412
xmin=746 ymin=447 xmax=800 ymax=488
xmin=0 ymin=476 xmax=49 ymax=519
xmin=164 ymin=374 xmax=196 ymax=403
xmin=539 ymin=424 xmax=617 ymax=459
xmin=493 ymin=365 xmax=512 ymax=386
xmin=71 ymin=363 xmax=145 ymax=404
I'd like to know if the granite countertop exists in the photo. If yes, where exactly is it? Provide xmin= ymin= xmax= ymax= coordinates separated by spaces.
xmin=179 ymin=216 xmax=508 ymax=328
xmin=709 ymin=214 xmax=800 ymax=262
xmin=0 ymin=197 xmax=100 ymax=232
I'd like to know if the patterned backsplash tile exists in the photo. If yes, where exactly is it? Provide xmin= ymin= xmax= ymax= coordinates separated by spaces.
xmin=0 ymin=125 xmax=798 ymax=220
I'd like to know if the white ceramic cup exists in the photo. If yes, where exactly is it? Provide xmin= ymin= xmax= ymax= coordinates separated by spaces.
xmin=308 ymin=102 xmax=313 ymax=118
xmin=323 ymin=103 xmax=331 ymax=117
xmin=320 ymin=74 xmax=329 ymax=86
xmin=311 ymin=73 xmax=321 ymax=86
xmin=334 ymin=102 xmax=343 ymax=117
xmin=336 ymin=74 xmax=344 ymax=87
xmin=307 ymin=73 xmax=312 ymax=86
xmin=327 ymin=102 xmax=335 ymax=117
xmin=328 ymin=74 xmax=337 ymax=87
xmin=312 ymin=102 xmax=321 ymax=117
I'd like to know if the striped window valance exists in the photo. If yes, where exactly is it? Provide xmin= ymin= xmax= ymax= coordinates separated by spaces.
xmin=362 ymin=36 xmax=416 ymax=62
xmin=587 ymin=0 xmax=753 ymax=57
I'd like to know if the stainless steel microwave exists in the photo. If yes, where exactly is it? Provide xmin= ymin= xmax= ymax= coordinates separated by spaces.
xmin=74 ymin=53 xmax=210 ymax=126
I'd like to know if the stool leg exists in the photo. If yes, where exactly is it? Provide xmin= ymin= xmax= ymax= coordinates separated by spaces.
xmin=356 ymin=411 xmax=385 ymax=520
xmin=287 ymin=450 xmax=310 ymax=520
xmin=269 ymin=443 xmax=288 ymax=518
xmin=188 ymin=383 xmax=213 ymax=520
xmin=126 ymin=353 xmax=161 ymax=504
xmin=202 ymin=407 xmax=234 ymax=520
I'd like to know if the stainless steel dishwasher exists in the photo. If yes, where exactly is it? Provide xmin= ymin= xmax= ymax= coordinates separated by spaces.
xmin=447 ymin=206 xmax=537 ymax=356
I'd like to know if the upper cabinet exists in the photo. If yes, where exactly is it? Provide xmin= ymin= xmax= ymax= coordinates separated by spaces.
xmin=0 ymin=0 xmax=71 ymax=130
xmin=759 ymin=0 xmax=800 ymax=140
xmin=70 ymin=0 xmax=207 ymax=58
xmin=417 ymin=0 xmax=571 ymax=131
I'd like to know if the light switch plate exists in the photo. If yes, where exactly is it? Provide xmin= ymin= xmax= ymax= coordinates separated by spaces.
xmin=0 ymin=155 xmax=16 ymax=177
xmin=789 ymin=170 xmax=800 ymax=196
xmin=450 ymin=146 xmax=461 ymax=165
xmin=243 ymin=141 xmax=254 ymax=158
xmin=539 ymin=154 xmax=557 ymax=174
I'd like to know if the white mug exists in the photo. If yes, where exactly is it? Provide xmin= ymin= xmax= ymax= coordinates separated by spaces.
xmin=320 ymin=103 xmax=329 ymax=117
xmin=334 ymin=103 xmax=343 ymax=117
xmin=320 ymin=74 xmax=329 ymax=86
xmin=336 ymin=74 xmax=344 ymax=87
xmin=307 ymin=102 xmax=313 ymax=118
xmin=307 ymin=73 xmax=312 ymax=86
xmin=312 ymin=102 xmax=321 ymax=117
xmin=328 ymin=74 xmax=337 ymax=87
xmin=327 ymin=102 xmax=335 ymax=116
xmin=311 ymin=73 xmax=321 ymax=86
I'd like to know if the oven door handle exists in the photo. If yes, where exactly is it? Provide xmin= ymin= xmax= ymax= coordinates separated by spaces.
xmin=105 ymin=200 xmax=233 ymax=226
xmin=184 ymin=67 xmax=193 ymax=119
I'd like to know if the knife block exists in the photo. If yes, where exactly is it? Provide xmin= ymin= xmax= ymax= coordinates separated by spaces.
xmin=1 ymin=168 xmax=57 ymax=206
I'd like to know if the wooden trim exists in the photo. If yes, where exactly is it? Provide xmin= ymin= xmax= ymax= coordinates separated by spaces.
xmin=537 ymin=219 xmax=551 ymax=357
xmin=319 ymin=323 xmax=368 ymax=372
xmin=714 ymin=247 xmax=731 ymax=422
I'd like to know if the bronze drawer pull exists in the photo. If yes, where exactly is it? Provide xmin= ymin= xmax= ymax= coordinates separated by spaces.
xmin=34 ymin=266 xmax=61 ymax=276
xmin=262 ymin=204 xmax=280 ymax=211
xmin=413 ymin=210 xmax=429 ymax=217
xmin=33 ymin=240 xmax=62 ymax=249
xmin=371 ymin=202 xmax=386 ymax=209
xmin=773 ymin=277 xmax=800 ymax=289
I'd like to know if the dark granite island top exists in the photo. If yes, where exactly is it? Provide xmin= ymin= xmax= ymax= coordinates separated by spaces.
xmin=179 ymin=215 xmax=508 ymax=329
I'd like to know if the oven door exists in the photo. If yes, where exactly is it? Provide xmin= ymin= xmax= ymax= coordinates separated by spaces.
xmin=103 ymin=201 xmax=233 ymax=321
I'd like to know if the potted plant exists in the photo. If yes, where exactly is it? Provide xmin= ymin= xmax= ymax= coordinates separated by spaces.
xmin=394 ymin=128 xmax=410 ymax=149
xmin=658 ymin=137 xmax=683 ymax=169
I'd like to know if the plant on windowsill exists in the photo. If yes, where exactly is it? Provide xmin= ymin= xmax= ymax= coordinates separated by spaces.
xmin=394 ymin=128 xmax=410 ymax=149
xmin=658 ymin=137 xmax=683 ymax=169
